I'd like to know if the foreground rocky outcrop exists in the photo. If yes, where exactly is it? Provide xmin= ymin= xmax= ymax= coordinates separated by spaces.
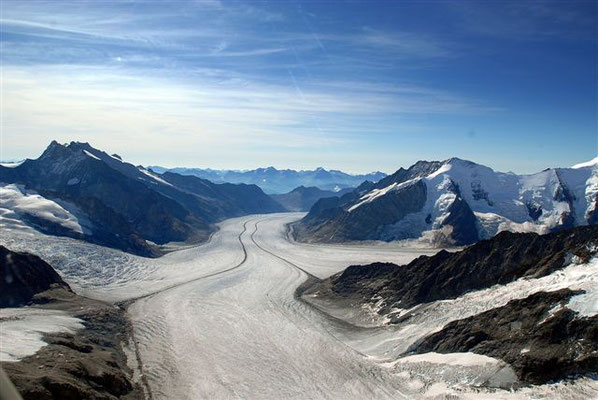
xmin=0 ymin=245 xmax=71 ymax=307
xmin=306 ymin=224 xmax=598 ymax=312
xmin=2 ymin=290 xmax=143 ymax=400
xmin=1 ymin=247 xmax=142 ymax=399
xmin=409 ymin=289 xmax=598 ymax=384
xmin=302 ymin=225 xmax=598 ymax=385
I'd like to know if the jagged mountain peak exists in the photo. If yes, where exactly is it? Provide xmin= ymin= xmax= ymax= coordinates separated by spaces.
xmin=38 ymin=140 xmax=111 ymax=165
xmin=444 ymin=156 xmax=475 ymax=164
xmin=67 ymin=140 xmax=92 ymax=148
xmin=294 ymin=157 xmax=598 ymax=246
xmin=1 ymin=140 xmax=285 ymax=256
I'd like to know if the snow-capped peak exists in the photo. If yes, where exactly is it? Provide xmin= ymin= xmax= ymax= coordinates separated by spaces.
xmin=572 ymin=156 xmax=598 ymax=169
xmin=330 ymin=156 xmax=598 ymax=244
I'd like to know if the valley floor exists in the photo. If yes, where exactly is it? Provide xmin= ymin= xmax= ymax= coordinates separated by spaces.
xmin=2 ymin=213 xmax=597 ymax=399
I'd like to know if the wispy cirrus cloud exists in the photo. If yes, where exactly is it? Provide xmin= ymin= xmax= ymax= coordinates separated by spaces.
xmin=10 ymin=0 xmax=593 ymax=174
xmin=1 ymin=59 xmax=494 ymax=164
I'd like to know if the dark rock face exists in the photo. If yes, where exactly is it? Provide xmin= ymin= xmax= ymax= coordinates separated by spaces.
xmin=2 ymin=292 xmax=143 ymax=400
xmin=0 ymin=141 xmax=284 ymax=256
xmin=161 ymin=172 xmax=284 ymax=217
xmin=470 ymin=180 xmax=493 ymax=206
xmin=589 ymin=197 xmax=598 ymax=225
xmin=552 ymin=171 xmax=578 ymax=231
xmin=293 ymin=179 xmax=428 ymax=243
xmin=306 ymin=225 xmax=598 ymax=312
xmin=271 ymin=186 xmax=353 ymax=212
xmin=438 ymin=182 xmax=479 ymax=245
xmin=526 ymin=202 xmax=543 ymax=221
xmin=0 ymin=246 xmax=71 ymax=307
xmin=374 ymin=160 xmax=443 ymax=190
xmin=410 ymin=289 xmax=598 ymax=385
xmin=292 ymin=161 xmax=446 ymax=244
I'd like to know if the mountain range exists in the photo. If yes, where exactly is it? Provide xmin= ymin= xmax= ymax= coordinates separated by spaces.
xmin=3 ymin=142 xmax=596 ymax=253
xmin=304 ymin=224 xmax=598 ymax=384
xmin=292 ymin=157 xmax=598 ymax=246
xmin=270 ymin=186 xmax=354 ymax=212
xmin=0 ymin=141 xmax=284 ymax=256
xmin=148 ymin=165 xmax=387 ymax=194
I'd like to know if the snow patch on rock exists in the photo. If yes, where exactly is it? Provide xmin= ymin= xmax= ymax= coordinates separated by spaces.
xmin=0 ymin=308 xmax=84 ymax=362
xmin=83 ymin=149 xmax=101 ymax=160
xmin=0 ymin=183 xmax=91 ymax=235
xmin=138 ymin=167 xmax=174 ymax=187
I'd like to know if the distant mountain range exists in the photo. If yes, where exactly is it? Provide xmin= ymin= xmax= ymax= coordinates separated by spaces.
xmin=148 ymin=166 xmax=387 ymax=194
xmin=271 ymin=186 xmax=354 ymax=212
xmin=292 ymin=157 xmax=598 ymax=245
xmin=4 ymin=143 xmax=595 ymax=253
xmin=0 ymin=141 xmax=284 ymax=256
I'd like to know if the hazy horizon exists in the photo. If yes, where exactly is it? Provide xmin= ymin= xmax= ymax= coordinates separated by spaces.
xmin=1 ymin=139 xmax=595 ymax=176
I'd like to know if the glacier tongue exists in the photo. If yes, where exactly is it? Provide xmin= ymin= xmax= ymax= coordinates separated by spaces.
xmin=1 ymin=213 xmax=596 ymax=399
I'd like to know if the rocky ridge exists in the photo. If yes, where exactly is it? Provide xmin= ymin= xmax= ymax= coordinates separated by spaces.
xmin=293 ymin=157 xmax=598 ymax=246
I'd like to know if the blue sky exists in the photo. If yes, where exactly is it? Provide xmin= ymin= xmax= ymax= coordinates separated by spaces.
xmin=1 ymin=0 xmax=596 ymax=173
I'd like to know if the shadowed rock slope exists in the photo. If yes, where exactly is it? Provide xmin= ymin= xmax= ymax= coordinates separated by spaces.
xmin=1 ymin=247 xmax=143 ymax=399
xmin=308 ymin=225 xmax=598 ymax=312
xmin=271 ymin=185 xmax=353 ymax=211
xmin=409 ymin=289 xmax=598 ymax=384
xmin=0 ymin=141 xmax=284 ymax=256
xmin=293 ymin=157 xmax=598 ymax=246
xmin=0 ymin=245 xmax=71 ymax=307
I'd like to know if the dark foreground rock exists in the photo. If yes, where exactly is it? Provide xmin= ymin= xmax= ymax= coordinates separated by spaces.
xmin=1 ymin=247 xmax=142 ymax=399
xmin=409 ymin=289 xmax=598 ymax=385
xmin=306 ymin=225 xmax=598 ymax=313
xmin=0 ymin=246 xmax=71 ymax=307
xmin=2 ymin=288 xmax=143 ymax=400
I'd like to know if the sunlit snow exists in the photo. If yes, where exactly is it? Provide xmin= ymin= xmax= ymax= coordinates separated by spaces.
xmin=0 ymin=183 xmax=91 ymax=235
xmin=0 ymin=308 xmax=84 ymax=362
xmin=0 ymin=213 xmax=596 ymax=399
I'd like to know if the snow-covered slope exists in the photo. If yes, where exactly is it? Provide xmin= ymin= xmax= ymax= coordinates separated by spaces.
xmin=295 ymin=157 xmax=598 ymax=245
xmin=0 ymin=140 xmax=284 ymax=255
xmin=3 ymin=213 xmax=595 ymax=398
xmin=572 ymin=156 xmax=598 ymax=169
xmin=0 ymin=183 xmax=92 ymax=235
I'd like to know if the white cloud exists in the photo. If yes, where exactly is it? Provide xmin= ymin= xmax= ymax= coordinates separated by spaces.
xmin=0 ymin=0 xmax=500 ymax=170
xmin=1 ymin=63 xmax=492 ymax=164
